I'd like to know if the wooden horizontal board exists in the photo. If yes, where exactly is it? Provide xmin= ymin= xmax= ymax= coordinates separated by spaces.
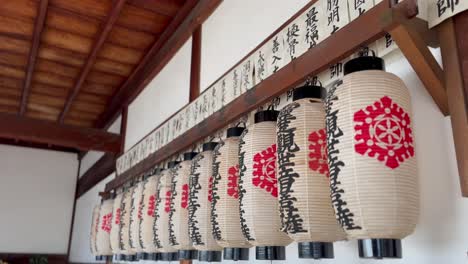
xmin=0 ymin=105 xmax=19 ymax=114
xmin=32 ymin=82 xmax=68 ymax=98
xmin=0 ymin=35 xmax=31 ymax=54
xmin=76 ymin=92 xmax=109 ymax=105
xmin=0 ymin=95 xmax=20 ymax=107
xmin=117 ymin=4 xmax=171 ymax=34
xmin=0 ymin=76 xmax=23 ymax=90
xmin=0 ymin=87 xmax=22 ymax=97
xmin=0 ymin=64 xmax=26 ymax=79
xmin=35 ymin=59 xmax=81 ymax=79
xmin=70 ymin=101 xmax=105 ymax=114
xmin=64 ymin=118 xmax=94 ymax=127
xmin=27 ymin=102 xmax=61 ymax=115
xmin=93 ymin=58 xmax=134 ymax=76
xmin=38 ymin=45 xmax=86 ymax=67
xmin=81 ymin=82 xmax=115 ymax=96
xmin=41 ymin=28 xmax=93 ymax=54
xmin=0 ymin=16 xmax=34 ymax=39
xmin=26 ymin=110 xmax=59 ymax=121
xmin=99 ymin=43 xmax=144 ymax=64
xmin=66 ymin=109 xmax=98 ymax=121
xmin=29 ymin=93 xmax=65 ymax=107
xmin=0 ymin=0 xmax=38 ymax=21
xmin=49 ymin=0 xmax=112 ymax=21
xmin=86 ymin=70 xmax=125 ymax=86
xmin=108 ymin=26 xmax=157 ymax=50
xmin=46 ymin=8 xmax=100 ymax=38
xmin=0 ymin=52 xmax=28 ymax=69
xmin=33 ymin=71 xmax=75 ymax=88
xmin=128 ymin=0 xmax=184 ymax=17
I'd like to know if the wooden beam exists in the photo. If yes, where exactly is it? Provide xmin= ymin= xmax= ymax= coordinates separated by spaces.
xmin=0 ymin=113 xmax=121 ymax=153
xmin=19 ymin=0 xmax=48 ymax=115
xmin=105 ymin=0 xmax=415 ymax=191
xmin=76 ymin=153 xmax=116 ymax=198
xmin=382 ymin=9 xmax=449 ymax=115
xmin=120 ymin=105 xmax=128 ymax=154
xmin=127 ymin=0 xmax=184 ymax=17
xmin=190 ymin=25 xmax=202 ymax=102
xmin=95 ymin=0 xmax=221 ymax=129
xmin=438 ymin=16 xmax=468 ymax=197
xmin=58 ymin=0 xmax=126 ymax=123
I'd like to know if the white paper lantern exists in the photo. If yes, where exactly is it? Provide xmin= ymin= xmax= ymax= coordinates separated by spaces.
xmin=169 ymin=152 xmax=199 ymax=260
xmin=138 ymin=168 xmax=162 ymax=261
xmin=90 ymin=204 xmax=100 ymax=258
xmin=154 ymin=162 xmax=180 ymax=261
xmin=276 ymin=86 xmax=346 ymax=259
xmin=238 ymin=110 xmax=292 ymax=260
xmin=129 ymin=180 xmax=144 ymax=255
xmin=189 ymin=143 xmax=223 ymax=262
xmin=96 ymin=199 xmax=114 ymax=260
xmin=211 ymin=127 xmax=252 ymax=261
xmin=110 ymin=193 xmax=123 ymax=260
xmin=325 ymin=56 xmax=419 ymax=258
xmin=119 ymin=185 xmax=137 ymax=261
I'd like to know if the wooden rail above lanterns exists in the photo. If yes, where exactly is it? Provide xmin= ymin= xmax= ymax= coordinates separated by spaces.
xmin=105 ymin=0 xmax=431 ymax=192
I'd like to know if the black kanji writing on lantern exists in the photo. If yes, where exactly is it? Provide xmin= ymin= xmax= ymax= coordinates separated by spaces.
xmin=286 ymin=89 xmax=294 ymax=102
xmin=238 ymin=129 xmax=255 ymax=241
xmin=168 ymin=167 xmax=179 ymax=246
xmin=211 ymin=86 xmax=217 ymax=111
xmin=139 ymin=179 xmax=148 ymax=249
xmin=233 ymin=69 xmax=240 ymax=97
xmin=330 ymin=63 xmax=343 ymax=79
xmin=272 ymin=36 xmax=282 ymax=73
xmin=327 ymin=0 xmax=340 ymax=34
xmin=354 ymin=0 xmax=366 ymax=15
xmin=277 ymin=102 xmax=306 ymax=234
xmin=211 ymin=141 xmax=225 ymax=241
xmin=188 ymin=154 xmax=204 ymax=245
xmin=221 ymin=79 xmax=227 ymax=105
xmin=437 ymin=0 xmax=460 ymax=17
xmin=257 ymin=50 xmax=266 ymax=82
xmin=242 ymin=61 xmax=251 ymax=92
xmin=152 ymin=187 xmax=162 ymax=249
xmin=305 ymin=6 xmax=319 ymax=48
xmin=325 ymin=84 xmax=361 ymax=231
xmin=119 ymin=192 xmax=129 ymax=250
xmin=286 ymin=23 xmax=300 ymax=60
xmin=385 ymin=33 xmax=393 ymax=48
xmin=129 ymin=189 xmax=138 ymax=248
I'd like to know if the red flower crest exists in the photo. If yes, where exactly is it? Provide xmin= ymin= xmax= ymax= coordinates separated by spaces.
xmin=354 ymin=96 xmax=414 ymax=169
xmin=308 ymin=128 xmax=330 ymax=177
xmin=252 ymin=144 xmax=278 ymax=197
xmin=147 ymin=194 xmax=156 ymax=216
xmin=208 ymin=177 xmax=213 ymax=202
xmin=164 ymin=191 xmax=172 ymax=213
xmin=227 ymin=165 xmax=240 ymax=198
xmin=101 ymin=213 xmax=112 ymax=233
xmin=181 ymin=184 xmax=189 ymax=209
xmin=114 ymin=208 xmax=121 ymax=225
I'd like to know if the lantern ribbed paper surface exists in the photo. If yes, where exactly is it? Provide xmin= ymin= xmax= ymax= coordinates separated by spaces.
xmin=189 ymin=143 xmax=223 ymax=262
xmin=169 ymin=153 xmax=198 ymax=260
xmin=238 ymin=110 xmax=292 ymax=260
xmin=90 ymin=204 xmax=100 ymax=256
xmin=211 ymin=127 xmax=251 ymax=261
xmin=110 ymin=193 xmax=123 ymax=258
xmin=277 ymin=86 xmax=346 ymax=259
xmin=325 ymin=56 xmax=418 ymax=259
xmin=139 ymin=169 xmax=161 ymax=260
xmin=129 ymin=181 xmax=144 ymax=254
xmin=96 ymin=199 xmax=114 ymax=257
xmin=119 ymin=186 xmax=137 ymax=260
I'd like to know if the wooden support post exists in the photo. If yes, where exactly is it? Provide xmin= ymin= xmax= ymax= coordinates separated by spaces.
xmin=438 ymin=16 xmax=468 ymax=197
xmin=190 ymin=26 xmax=202 ymax=102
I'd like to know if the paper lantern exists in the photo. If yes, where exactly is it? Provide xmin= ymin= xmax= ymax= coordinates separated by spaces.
xmin=325 ymin=56 xmax=418 ymax=258
xmin=129 ymin=180 xmax=144 ymax=255
xmin=119 ymin=185 xmax=137 ymax=261
xmin=138 ymin=168 xmax=162 ymax=261
xmin=90 ymin=204 xmax=100 ymax=258
xmin=168 ymin=152 xmax=198 ymax=260
xmin=238 ymin=110 xmax=292 ymax=260
xmin=276 ymin=86 xmax=346 ymax=259
xmin=153 ymin=162 xmax=180 ymax=261
xmin=211 ymin=127 xmax=251 ymax=261
xmin=96 ymin=199 xmax=114 ymax=260
xmin=188 ymin=142 xmax=223 ymax=262
xmin=110 ymin=192 xmax=123 ymax=260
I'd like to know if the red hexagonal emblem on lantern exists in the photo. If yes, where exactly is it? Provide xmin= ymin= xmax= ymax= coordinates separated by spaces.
xmin=308 ymin=128 xmax=330 ymax=177
xmin=101 ymin=213 xmax=112 ymax=233
xmin=227 ymin=165 xmax=239 ymax=198
xmin=164 ymin=191 xmax=172 ymax=213
xmin=147 ymin=194 xmax=156 ymax=216
xmin=252 ymin=144 xmax=278 ymax=197
xmin=181 ymin=184 xmax=189 ymax=209
xmin=354 ymin=96 xmax=414 ymax=169
xmin=208 ymin=177 xmax=213 ymax=202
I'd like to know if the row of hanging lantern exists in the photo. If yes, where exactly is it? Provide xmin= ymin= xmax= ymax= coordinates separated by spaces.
xmin=90 ymin=56 xmax=419 ymax=262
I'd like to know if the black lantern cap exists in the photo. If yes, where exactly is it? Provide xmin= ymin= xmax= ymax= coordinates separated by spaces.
xmin=293 ymin=85 xmax=323 ymax=101
xmin=344 ymin=56 xmax=385 ymax=75
xmin=159 ymin=252 xmax=179 ymax=261
xmin=223 ymin=247 xmax=250 ymax=261
xmin=184 ymin=152 xmax=198 ymax=161
xmin=254 ymin=110 xmax=279 ymax=123
xmin=202 ymin=142 xmax=218 ymax=151
xmin=114 ymin=254 xmax=124 ymax=261
xmin=255 ymin=246 xmax=286 ymax=260
xmin=358 ymin=239 xmax=402 ymax=259
xmin=298 ymin=242 xmax=334 ymax=259
xmin=136 ymin=252 xmax=151 ymax=260
xmin=102 ymin=255 xmax=112 ymax=261
xmin=124 ymin=254 xmax=137 ymax=262
xmin=227 ymin=127 xmax=245 ymax=138
xmin=95 ymin=256 xmax=102 ymax=261
xmin=198 ymin=250 xmax=222 ymax=262
xmin=168 ymin=160 xmax=180 ymax=168
xmin=178 ymin=250 xmax=198 ymax=260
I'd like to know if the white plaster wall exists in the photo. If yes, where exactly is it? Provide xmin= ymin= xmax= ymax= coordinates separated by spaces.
xmin=126 ymin=39 xmax=192 ymax=150
xmin=0 ymin=145 xmax=78 ymax=254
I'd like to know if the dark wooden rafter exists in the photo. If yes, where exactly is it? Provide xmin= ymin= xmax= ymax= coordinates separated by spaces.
xmin=95 ymin=0 xmax=222 ymax=129
xmin=0 ymin=112 xmax=121 ymax=153
xmin=19 ymin=0 xmax=49 ymax=115
xmin=190 ymin=25 xmax=202 ymax=102
xmin=58 ymin=0 xmax=127 ymax=123
xmin=119 ymin=105 xmax=128 ymax=154
xmin=105 ymin=0 xmax=418 ymax=191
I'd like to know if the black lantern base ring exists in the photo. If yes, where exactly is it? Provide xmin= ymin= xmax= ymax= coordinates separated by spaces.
xmin=223 ymin=247 xmax=250 ymax=261
xmin=136 ymin=252 xmax=157 ymax=260
xmin=178 ymin=250 xmax=198 ymax=260
xmin=298 ymin=242 xmax=334 ymax=259
xmin=198 ymin=250 xmax=222 ymax=262
xmin=123 ymin=254 xmax=137 ymax=262
xmin=358 ymin=238 xmax=402 ymax=259
xmin=159 ymin=252 xmax=179 ymax=261
xmin=255 ymin=246 xmax=286 ymax=260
